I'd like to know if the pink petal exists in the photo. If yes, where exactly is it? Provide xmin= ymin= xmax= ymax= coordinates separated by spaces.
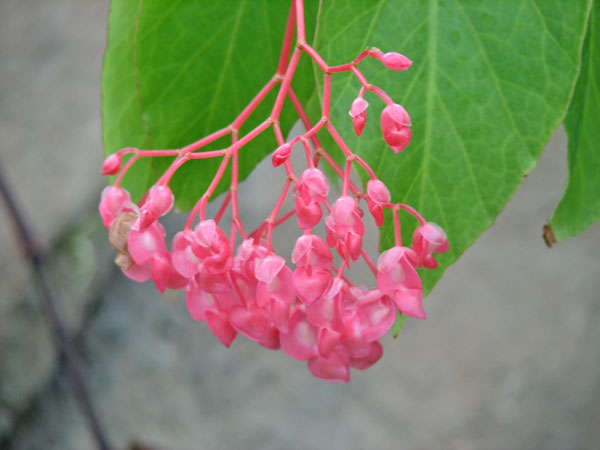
xmin=280 ymin=310 xmax=319 ymax=361
xmin=195 ymin=220 xmax=217 ymax=247
xmin=295 ymin=196 xmax=322 ymax=230
xmin=394 ymin=289 xmax=426 ymax=319
xmin=268 ymin=299 xmax=291 ymax=333
xmin=317 ymin=327 xmax=342 ymax=358
xmin=357 ymin=295 xmax=396 ymax=342
xmin=258 ymin=324 xmax=280 ymax=350
xmin=255 ymin=255 xmax=285 ymax=284
xmin=293 ymin=267 xmax=332 ymax=304
xmin=128 ymin=224 xmax=166 ymax=265
xmin=307 ymin=351 xmax=350 ymax=383
xmin=349 ymin=341 xmax=383 ymax=370
xmin=229 ymin=305 xmax=269 ymax=341
xmin=366 ymin=179 xmax=391 ymax=205
xmin=150 ymin=253 xmax=171 ymax=293
xmin=123 ymin=261 xmax=151 ymax=283
xmin=204 ymin=310 xmax=237 ymax=347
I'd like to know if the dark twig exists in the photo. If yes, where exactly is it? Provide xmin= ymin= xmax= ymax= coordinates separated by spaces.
xmin=0 ymin=160 xmax=113 ymax=450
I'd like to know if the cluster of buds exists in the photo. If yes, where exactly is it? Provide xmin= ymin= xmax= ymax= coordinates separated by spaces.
xmin=99 ymin=0 xmax=448 ymax=382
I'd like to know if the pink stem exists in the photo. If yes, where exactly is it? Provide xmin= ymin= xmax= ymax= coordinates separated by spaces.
xmin=271 ymin=49 xmax=302 ymax=120
xmin=299 ymin=43 xmax=328 ymax=72
xmin=326 ymin=122 xmax=352 ymax=157
xmin=295 ymin=0 xmax=306 ymax=43
xmin=322 ymin=74 xmax=331 ymax=117
xmin=360 ymin=249 xmax=378 ymax=276
xmin=342 ymin=159 xmax=352 ymax=196
xmin=188 ymin=150 xmax=227 ymax=159
xmin=353 ymin=154 xmax=376 ymax=179
xmin=181 ymin=127 xmax=231 ymax=154
xmin=232 ymin=78 xmax=279 ymax=130
xmin=392 ymin=205 xmax=402 ymax=247
xmin=214 ymin=192 xmax=231 ymax=225
xmin=267 ymin=180 xmax=292 ymax=252
xmin=350 ymin=66 xmax=394 ymax=105
xmin=273 ymin=209 xmax=296 ymax=228
xmin=114 ymin=155 xmax=139 ymax=187
xmin=395 ymin=203 xmax=427 ymax=225
xmin=287 ymin=87 xmax=324 ymax=154
xmin=276 ymin=0 xmax=297 ymax=76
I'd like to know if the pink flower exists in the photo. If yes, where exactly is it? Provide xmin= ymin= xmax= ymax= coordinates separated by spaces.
xmin=380 ymin=52 xmax=412 ymax=71
xmin=172 ymin=220 xmax=232 ymax=280
xmin=272 ymin=142 xmax=292 ymax=167
xmin=380 ymin=103 xmax=412 ymax=153
xmin=366 ymin=179 xmax=390 ymax=227
xmin=294 ymin=168 xmax=329 ymax=230
xmin=325 ymin=196 xmax=365 ymax=263
xmin=99 ymin=186 xmax=131 ymax=227
xmin=292 ymin=235 xmax=332 ymax=270
xmin=295 ymin=168 xmax=329 ymax=204
xmin=349 ymin=98 xmax=368 ymax=137
xmin=377 ymin=246 xmax=425 ymax=319
xmin=412 ymin=222 xmax=449 ymax=269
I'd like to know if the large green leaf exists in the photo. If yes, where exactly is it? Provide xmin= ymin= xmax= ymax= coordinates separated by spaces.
xmin=312 ymin=0 xmax=592 ymax=293
xmin=102 ymin=0 xmax=317 ymax=208
xmin=547 ymin=0 xmax=600 ymax=243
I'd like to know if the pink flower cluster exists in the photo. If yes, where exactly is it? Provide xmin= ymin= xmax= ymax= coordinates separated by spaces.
xmin=99 ymin=0 xmax=448 ymax=382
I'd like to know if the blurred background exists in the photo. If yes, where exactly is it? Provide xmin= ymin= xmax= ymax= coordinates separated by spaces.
xmin=1 ymin=1 xmax=599 ymax=449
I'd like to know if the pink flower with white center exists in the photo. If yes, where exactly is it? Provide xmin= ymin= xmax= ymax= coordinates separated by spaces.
xmin=412 ymin=222 xmax=449 ymax=269
xmin=325 ymin=196 xmax=365 ymax=263
xmin=280 ymin=309 xmax=319 ymax=361
xmin=348 ymin=97 xmax=368 ymax=137
xmin=99 ymin=186 xmax=131 ymax=227
xmin=380 ymin=103 xmax=412 ymax=153
xmin=380 ymin=52 xmax=412 ymax=71
xmin=377 ymin=246 xmax=425 ymax=319
xmin=127 ymin=221 xmax=167 ymax=266
xmin=353 ymin=288 xmax=396 ymax=342
xmin=366 ymin=179 xmax=390 ymax=226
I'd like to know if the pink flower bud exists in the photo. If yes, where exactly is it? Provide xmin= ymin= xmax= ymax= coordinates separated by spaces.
xmin=148 ymin=185 xmax=174 ymax=216
xmin=349 ymin=98 xmax=369 ymax=137
xmin=412 ymin=222 xmax=449 ymax=269
xmin=380 ymin=52 xmax=412 ymax=71
xmin=272 ymin=142 xmax=292 ymax=167
xmin=101 ymin=153 xmax=122 ymax=175
xmin=380 ymin=103 xmax=412 ymax=152
xmin=366 ymin=179 xmax=390 ymax=205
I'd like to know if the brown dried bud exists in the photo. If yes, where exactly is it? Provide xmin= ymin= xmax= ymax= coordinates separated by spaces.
xmin=109 ymin=211 xmax=137 ymax=254
xmin=115 ymin=252 xmax=134 ymax=271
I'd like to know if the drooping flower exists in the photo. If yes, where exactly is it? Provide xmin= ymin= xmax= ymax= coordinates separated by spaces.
xmin=349 ymin=98 xmax=369 ymax=137
xmin=412 ymin=222 xmax=449 ymax=269
xmin=377 ymin=246 xmax=425 ymax=319
xmin=380 ymin=103 xmax=412 ymax=153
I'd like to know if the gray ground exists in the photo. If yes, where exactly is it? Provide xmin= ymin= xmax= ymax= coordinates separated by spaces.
xmin=1 ymin=1 xmax=599 ymax=449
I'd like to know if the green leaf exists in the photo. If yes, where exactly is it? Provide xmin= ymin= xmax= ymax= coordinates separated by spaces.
xmin=313 ymin=0 xmax=592 ymax=294
xmin=547 ymin=0 xmax=600 ymax=243
xmin=102 ymin=0 xmax=317 ymax=209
